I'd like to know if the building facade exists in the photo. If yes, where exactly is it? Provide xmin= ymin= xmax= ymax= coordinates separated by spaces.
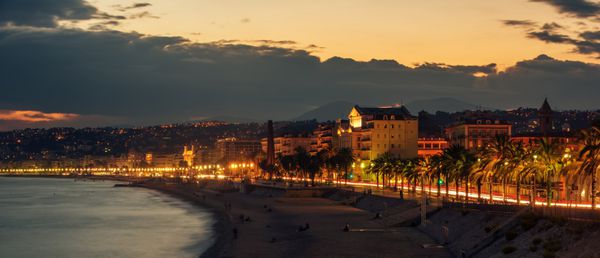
xmin=445 ymin=118 xmax=512 ymax=149
xmin=261 ymin=135 xmax=312 ymax=157
xmin=417 ymin=137 xmax=448 ymax=157
xmin=348 ymin=105 xmax=418 ymax=161
xmin=215 ymin=137 xmax=261 ymax=163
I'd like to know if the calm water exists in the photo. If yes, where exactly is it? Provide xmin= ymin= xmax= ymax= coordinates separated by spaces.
xmin=0 ymin=177 xmax=214 ymax=258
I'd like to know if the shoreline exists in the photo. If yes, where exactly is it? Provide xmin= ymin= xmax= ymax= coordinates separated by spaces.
xmin=0 ymin=175 xmax=230 ymax=258
xmin=1 ymin=175 xmax=452 ymax=257
xmin=136 ymin=181 xmax=233 ymax=258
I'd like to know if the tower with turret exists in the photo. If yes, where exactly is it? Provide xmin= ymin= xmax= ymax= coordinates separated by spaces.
xmin=539 ymin=98 xmax=553 ymax=137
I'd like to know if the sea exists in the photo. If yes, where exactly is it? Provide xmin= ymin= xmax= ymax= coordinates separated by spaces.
xmin=0 ymin=177 xmax=215 ymax=258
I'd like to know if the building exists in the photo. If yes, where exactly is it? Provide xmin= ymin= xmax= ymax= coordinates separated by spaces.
xmin=182 ymin=146 xmax=195 ymax=167
xmin=215 ymin=137 xmax=262 ymax=163
xmin=261 ymin=135 xmax=312 ymax=157
xmin=512 ymin=98 xmax=579 ymax=151
xmin=445 ymin=116 xmax=512 ymax=149
xmin=348 ymin=105 xmax=418 ymax=161
xmin=417 ymin=137 xmax=448 ymax=157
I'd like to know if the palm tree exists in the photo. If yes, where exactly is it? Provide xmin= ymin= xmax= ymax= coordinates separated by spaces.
xmin=366 ymin=156 xmax=383 ymax=189
xmin=336 ymin=148 xmax=355 ymax=185
xmin=579 ymin=126 xmax=600 ymax=209
xmin=471 ymin=152 xmax=491 ymax=203
xmin=279 ymin=154 xmax=296 ymax=180
xmin=307 ymin=155 xmax=323 ymax=186
xmin=536 ymin=139 xmax=563 ymax=206
xmin=293 ymin=146 xmax=310 ymax=183
xmin=427 ymin=155 xmax=444 ymax=198
xmin=486 ymin=135 xmax=513 ymax=202
xmin=509 ymin=143 xmax=532 ymax=205
xmin=442 ymin=145 xmax=464 ymax=200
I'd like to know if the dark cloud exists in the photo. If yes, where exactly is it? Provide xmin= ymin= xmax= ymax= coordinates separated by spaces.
xmin=253 ymin=40 xmax=297 ymax=45
xmin=531 ymin=0 xmax=600 ymax=18
xmin=502 ymin=19 xmax=537 ymax=28
xmin=88 ymin=20 xmax=121 ymax=31
xmin=541 ymin=22 xmax=564 ymax=31
xmin=119 ymin=3 xmax=152 ymax=11
xmin=581 ymin=30 xmax=600 ymax=40
xmin=506 ymin=19 xmax=600 ymax=57
xmin=0 ymin=27 xmax=598 ymax=128
xmin=528 ymin=30 xmax=573 ymax=43
xmin=0 ymin=0 xmax=98 ymax=27
xmin=129 ymin=11 xmax=159 ymax=19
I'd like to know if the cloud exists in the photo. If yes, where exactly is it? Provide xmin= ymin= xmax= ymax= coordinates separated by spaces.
xmin=88 ymin=20 xmax=120 ymax=31
xmin=129 ymin=11 xmax=159 ymax=19
xmin=541 ymin=22 xmax=564 ymax=31
xmin=0 ymin=27 xmax=599 ymax=129
xmin=528 ymin=30 xmax=573 ymax=43
xmin=253 ymin=40 xmax=297 ymax=45
xmin=0 ymin=0 xmax=99 ymax=27
xmin=240 ymin=18 xmax=251 ymax=23
xmin=531 ymin=0 xmax=600 ymax=18
xmin=0 ymin=110 xmax=79 ymax=122
xmin=502 ymin=19 xmax=537 ymax=28
xmin=118 ymin=3 xmax=152 ymax=11
xmin=504 ymin=18 xmax=600 ymax=58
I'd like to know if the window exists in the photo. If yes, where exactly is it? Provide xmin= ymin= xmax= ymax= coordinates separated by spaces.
xmin=391 ymin=125 xmax=394 ymax=129
xmin=391 ymin=144 xmax=395 ymax=148
xmin=384 ymin=124 xmax=387 ymax=128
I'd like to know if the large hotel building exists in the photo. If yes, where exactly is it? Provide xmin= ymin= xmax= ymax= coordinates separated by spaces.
xmin=347 ymin=105 xmax=418 ymax=161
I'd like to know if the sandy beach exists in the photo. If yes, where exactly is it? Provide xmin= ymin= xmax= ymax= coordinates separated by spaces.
xmin=141 ymin=181 xmax=452 ymax=258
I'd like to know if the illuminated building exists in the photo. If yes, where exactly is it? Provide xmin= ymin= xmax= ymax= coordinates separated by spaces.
xmin=261 ymin=135 xmax=312 ymax=156
xmin=215 ymin=137 xmax=261 ymax=163
xmin=512 ymin=98 xmax=579 ymax=151
xmin=445 ymin=116 xmax=512 ymax=149
xmin=182 ymin=146 xmax=195 ymax=167
xmin=348 ymin=105 xmax=418 ymax=161
xmin=417 ymin=137 xmax=448 ymax=157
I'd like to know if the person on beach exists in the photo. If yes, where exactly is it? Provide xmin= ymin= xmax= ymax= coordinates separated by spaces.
xmin=441 ymin=221 xmax=449 ymax=245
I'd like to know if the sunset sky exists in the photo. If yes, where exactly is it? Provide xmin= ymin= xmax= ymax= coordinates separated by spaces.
xmin=0 ymin=0 xmax=599 ymax=130
xmin=79 ymin=0 xmax=599 ymax=69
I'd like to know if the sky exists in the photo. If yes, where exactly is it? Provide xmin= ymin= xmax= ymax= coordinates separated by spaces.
xmin=0 ymin=0 xmax=599 ymax=130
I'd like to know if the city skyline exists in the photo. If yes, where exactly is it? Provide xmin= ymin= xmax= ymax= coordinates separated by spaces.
xmin=1 ymin=0 xmax=599 ymax=130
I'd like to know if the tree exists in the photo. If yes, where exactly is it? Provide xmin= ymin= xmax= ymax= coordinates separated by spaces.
xmin=307 ymin=155 xmax=323 ymax=186
xmin=279 ymin=154 xmax=296 ymax=180
xmin=579 ymin=126 xmax=600 ymax=209
xmin=366 ymin=156 xmax=384 ymax=189
xmin=535 ymin=139 xmax=564 ymax=206
xmin=335 ymin=148 xmax=355 ymax=185
xmin=293 ymin=146 xmax=310 ymax=183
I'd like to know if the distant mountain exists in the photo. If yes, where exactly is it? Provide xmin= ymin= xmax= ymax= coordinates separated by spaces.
xmin=199 ymin=115 xmax=259 ymax=123
xmin=293 ymin=101 xmax=356 ymax=121
xmin=405 ymin=97 xmax=495 ymax=114
xmin=291 ymin=98 xmax=496 ymax=122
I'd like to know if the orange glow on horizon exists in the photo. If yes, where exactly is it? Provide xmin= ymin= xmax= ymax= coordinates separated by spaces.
xmin=0 ymin=110 xmax=80 ymax=123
